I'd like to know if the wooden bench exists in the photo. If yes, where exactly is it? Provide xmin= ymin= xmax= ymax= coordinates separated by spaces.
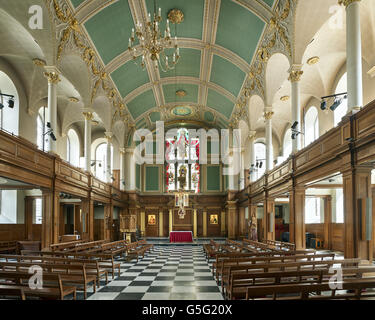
xmin=245 ymin=278 xmax=375 ymax=300
xmin=126 ymin=241 xmax=153 ymax=262
xmin=263 ymin=239 xmax=296 ymax=251
xmin=0 ymin=271 xmax=76 ymax=300
xmin=21 ymin=250 xmax=121 ymax=280
xmin=0 ymin=286 xmax=26 ymax=300
xmin=0 ymin=261 xmax=98 ymax=299
xmin=50 ymin=240 xmax=86 ymax=252
xmin=217 ymin=253 xmax=336 ymax=286
xmin=0 ymin=241 xmax=17 ymax=254
xmin=203 ymin=240 xmax=222 ymax=261
xmin=220 ymin=258 xmax=361 ymax=295
xmin=227 ymin=266 xmax=375 ymax=300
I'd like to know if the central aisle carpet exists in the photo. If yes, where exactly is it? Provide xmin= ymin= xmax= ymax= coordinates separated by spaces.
xmin=86 ymin=245 xmax=223 ymax=300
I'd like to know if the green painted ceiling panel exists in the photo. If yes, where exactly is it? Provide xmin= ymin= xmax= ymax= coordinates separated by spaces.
xmin=215 ymin=0 xmax=265 ymax=63
xmin=111 ymin=61 xmax=150 ymax=98
xmin=262 ymin=0 xmax=275 ymax=8
xmin=71 ymin=0 xmax=85 ymax=8
xmin=145 ymin=0 xmax=204 ymax=40
xmin=207 ymin=89 xmax=234 ymax=119
xmin=163 ymin=83 xmax=199 ymax=104
xmin=84 ymin=0 xmax=135 ymax=65
xmin=127 ymin=90 xmax=156 ymax=119
xmin=210 ymin=55 xmax=245 ymax=98
xmin=149 ymin=112 xmax=161 ymax=122
xmin=160 ymin=48 xmax=201 ymax=79
xmin=204 ymin=111 xmax=214 ymax=122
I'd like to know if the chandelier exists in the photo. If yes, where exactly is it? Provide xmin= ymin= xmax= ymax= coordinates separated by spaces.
xmin=128 ymin=3 xmax=183 ymax=72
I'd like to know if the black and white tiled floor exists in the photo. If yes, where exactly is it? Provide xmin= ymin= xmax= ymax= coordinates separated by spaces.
xmin=86 ymin=245 xmax=223 ymax=300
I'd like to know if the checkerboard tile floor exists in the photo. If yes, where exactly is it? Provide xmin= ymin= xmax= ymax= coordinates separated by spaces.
xmin=85 ymin=245 xmax=224 ymax=301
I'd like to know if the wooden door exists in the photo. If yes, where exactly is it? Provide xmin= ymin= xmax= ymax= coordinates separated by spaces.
xmin=145 ymin=211 xmax=159 ymax=237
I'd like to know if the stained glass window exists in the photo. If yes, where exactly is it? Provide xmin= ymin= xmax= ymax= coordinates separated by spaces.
xmin=166 ymin=128 xmax=200 ymax=193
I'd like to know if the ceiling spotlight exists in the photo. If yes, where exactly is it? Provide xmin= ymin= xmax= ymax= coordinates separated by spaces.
xmin=330 ymin=98 xmax=343 ymax=111
xmin=291 ymin=133 xmax=296 ymax=140
xmin=291 ymin=121 xmax=298 ymax=130
xmin=259 ymin=162 xmax=263 ymax=169
xmin=8 ymin=98 xmax=14 ymax=109
xmin=320 ymin=100 xmax=327 ymax=111
xmin=46 ymin=122 xmax=51 ymax=129
xmin=0 ymin=103 xmax=4 ymax=110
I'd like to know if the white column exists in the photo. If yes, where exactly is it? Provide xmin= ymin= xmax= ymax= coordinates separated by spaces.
xmin=105 ymin=132 xmax=112 ymax=183
xmin=125 ymin=148 xmax=136 ymax=191
xmin=265 ymin=110 xmax=274 ymax=172
xmin=248 ymin=132 xmax=256 ymax=182
xmin=240 ymin=149 xmax=245 ymax=190
xmin=44 ymin=67 xmax=60 ymax=153
xmin=341 ymin=0 xmax=363 ymax=112
xmin=120 ymin=148 xmax=126 ymax=191
xmin=83 ymin=111 xmax=93 ymax=172
xmin=289 ymin=65 xmax=303 ymax=153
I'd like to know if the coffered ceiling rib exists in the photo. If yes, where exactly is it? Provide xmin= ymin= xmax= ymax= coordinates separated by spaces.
xmin=74 ymin=0 xmax=118 ymax=24
xmin=233 ymin=0 xmax=274 ymax=23
xmin=128 ymin=0 xmax=164 ymax=109
xmin=199 ymin=0 xmax=221 ymax=109
xmin=124 ymin=76 xmax=237 ymax=112
xmin=105 ymin=38 xmax=250 ymax=76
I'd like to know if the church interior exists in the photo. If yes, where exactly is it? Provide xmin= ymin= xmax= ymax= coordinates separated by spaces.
xmin=1 ymin=0 xmax=375 ymax=302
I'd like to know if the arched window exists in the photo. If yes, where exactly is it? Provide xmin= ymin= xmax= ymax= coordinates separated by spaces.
xmin=66 ymin=129 xmax=80 ymax=167
xmin=37 ymin=107 xmax=47 ymax=150
xmin=0 ymin=71 xmax=19 ymax=135
xmin=334 ymin=73 xmax=348 ymax=127
xmin=254 ymin=142 xmax=266 ymax=179
xmin=304 ymin=107 xmax=319 ymax=146
xmin=166 ymin=128 xmax=200 ymax=193
xmin=95 ymin=143 xmax=113 ymax=182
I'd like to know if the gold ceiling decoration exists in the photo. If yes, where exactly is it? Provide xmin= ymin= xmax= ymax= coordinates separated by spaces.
xmin=307 ymin=56 xmax=320 ymax=65
xmin=176 ymin=90 xmax=187 ymax=97
xmin=280 ymin=95 xmax=290 ymax=101
xmin=33 ymin=58 xmax=46 ymax=67
xmin=69 ymin=97 xmax=79 ymax=103
xmin=49 ymin=0 xmax=132 ymax=127
xmin=168 ymin=9 xmax=184 ymax=24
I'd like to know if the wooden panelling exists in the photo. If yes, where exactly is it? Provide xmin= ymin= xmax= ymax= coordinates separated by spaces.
xmin=305 ymin=224 xmax=324 ymax=240
xmin=331 ymin=223 xmax=344 ymax=252
xmin=0 ymin=225 xmax=26 ymax=241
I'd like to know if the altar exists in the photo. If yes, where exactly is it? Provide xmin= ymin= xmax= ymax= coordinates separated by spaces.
xmin=169 ymin=231 xmax=193 ymax=243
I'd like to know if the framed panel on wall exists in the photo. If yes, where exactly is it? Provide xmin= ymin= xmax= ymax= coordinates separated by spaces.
xmin=148 ymin=214 xmax=156 ymax=226
xmin=209 ymin=214 xmax=219 ymax=225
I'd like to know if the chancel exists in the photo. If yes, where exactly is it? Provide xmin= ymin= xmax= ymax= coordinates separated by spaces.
xmin=1 ymin=0 xmax=375 ymax=302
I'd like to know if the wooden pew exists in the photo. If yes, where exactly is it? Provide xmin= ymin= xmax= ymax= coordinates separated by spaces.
xmin=20 ymin=250 xmax=121 ymax=280
xmin=245 ymin=278 xmax=375 ymax=300
xmin=0 ymin=241 xmax=17 ymax=254
xmin=126 ymin=240 xmax=153 ymax=262
xmin=203 ymin=240 xmax=222 ymax=261
xmin=0 ymin=286 xmax=26 ymax=300
xmin=0 ymin=271 xmax=76 ymax=300
xmin=220 ymin=258 xmax=361 ymax=294
xmin=262 ymin=239 xmax=296 ymax=251
xmin=217 ymin=253 xmax=336 ymax=286
xmin=50 ymin=240 xmax=86 ymax=252
xmin=228 ymin=266 xmax=375 ymax=300
xmin=0 ymin=261 xmax=98 ymax=299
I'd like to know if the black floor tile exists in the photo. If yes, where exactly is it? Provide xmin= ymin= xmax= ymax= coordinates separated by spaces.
xmin=147 ymin=286 xmax=172 ymax=293
xmin=115 ymin=293 xmax=144 ymax=300
xmin=173 ymin=281 xmax=196 ymax=286
xmin=129 ymin=281 xmax=153 ymax=286
xmin=98 ymin=286 xmax=126 ymax=292
xmin=195 ymin=286 xmax=221 ymax=293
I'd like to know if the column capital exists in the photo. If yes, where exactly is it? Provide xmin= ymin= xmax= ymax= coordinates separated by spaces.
xmin=338 ymin=0 xmax=360 ymax=8
xmin=288 ymin=64 xmax=304 ymax=82
xmin=264 ymin=111 xmax=274 ymax=120
xmin=83 ymin=111 xmax=94 ymax=121
xmin=104 ymin=131 xmax=113 ymax=142
xmin=248 ymin=131 xmax=256 ymax=140
xmin=125 ymin=147 xmax=135 ymax=154
xmin=119 ymin=147 xmax=126 ymax=155
xmin=44 ymin=66 xmax=61 ymax=84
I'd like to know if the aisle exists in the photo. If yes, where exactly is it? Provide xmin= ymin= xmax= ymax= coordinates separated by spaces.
xmin=86 ymin=245 xmax=224 ymax=300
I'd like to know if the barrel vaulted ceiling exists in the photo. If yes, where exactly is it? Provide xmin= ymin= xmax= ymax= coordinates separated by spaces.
xmin=67 ymin=0 xmax=278 ymax=130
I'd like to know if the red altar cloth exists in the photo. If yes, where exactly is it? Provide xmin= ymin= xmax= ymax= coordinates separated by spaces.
xmin=169 ymin=231 xmax=193 ymax=243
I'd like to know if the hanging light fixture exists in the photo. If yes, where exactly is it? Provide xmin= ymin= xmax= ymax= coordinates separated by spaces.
xmin=128 ymin=1 xmax=183 ymax=72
